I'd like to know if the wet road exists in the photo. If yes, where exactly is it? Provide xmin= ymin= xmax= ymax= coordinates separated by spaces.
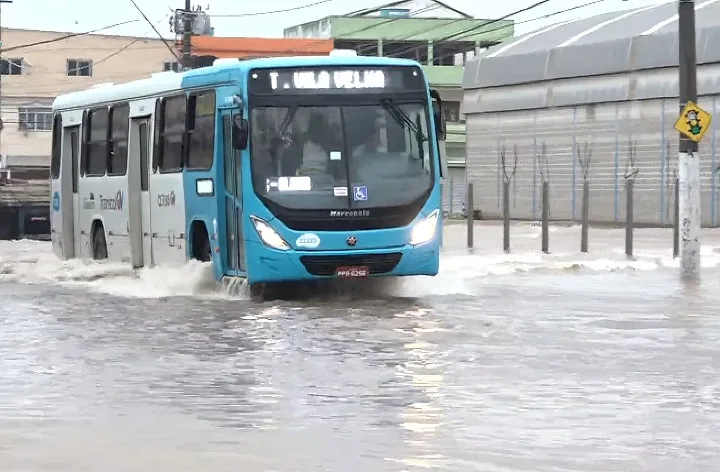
xmin=2 ymin=223 xmax=720 ymax=471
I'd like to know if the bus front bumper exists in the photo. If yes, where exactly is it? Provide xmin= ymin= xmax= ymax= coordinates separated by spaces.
xmin=244 ymin=241 xmax=440 ymax=284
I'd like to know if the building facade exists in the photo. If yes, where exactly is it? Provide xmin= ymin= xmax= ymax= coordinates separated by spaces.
xmin=462 ymin=2 xmax=720 ymax=226
xmin=0 ymin=28 xmax=179 ymax=237
xmin=0 ymin=28 xmax=177 ymax=170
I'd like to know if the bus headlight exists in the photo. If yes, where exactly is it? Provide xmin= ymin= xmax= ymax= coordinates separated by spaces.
xmin=250 ymin=215 xmax=290 ymax=251
xmin=409 ymin=209 xmax=440 ymax=246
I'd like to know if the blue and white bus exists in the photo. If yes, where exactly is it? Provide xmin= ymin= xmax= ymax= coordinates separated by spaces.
xmin=50 ymin=53 xmax=448 ymax=298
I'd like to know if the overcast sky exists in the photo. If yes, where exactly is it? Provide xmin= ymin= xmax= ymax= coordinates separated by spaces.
xmin=3 ymin=0 xmax=669 ymax=39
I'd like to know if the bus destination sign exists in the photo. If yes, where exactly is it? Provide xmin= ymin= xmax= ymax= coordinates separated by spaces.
xmin=272 ymin=69 xmax=385 ymax=90
xmin=249 ymin=66 xmax=424 ymax=94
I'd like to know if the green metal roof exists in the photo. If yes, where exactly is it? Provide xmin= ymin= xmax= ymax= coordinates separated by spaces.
xmin=421 ymin=65 xmax=462 ymax=87
xmin=285 ymin=17 xmax=513 ymax=43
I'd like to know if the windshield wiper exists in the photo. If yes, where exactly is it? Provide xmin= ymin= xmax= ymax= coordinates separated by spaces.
xmin=381 ymin=98 xmax=427 ymax=161
xmin=380 ymin=98 xmax=427 ymax=142
xmin=269 ymin=107 xmax=297 ymax=174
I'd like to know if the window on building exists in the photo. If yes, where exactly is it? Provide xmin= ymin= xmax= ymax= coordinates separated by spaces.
xmin=67 ymin=59 xmax=93 ymax=77
xmin=163 ymin=60 xmax=180 ymax=72
xmin=108 ymin=104 xmax=129 ymax=176
xmin=85 ymin=107 xmax=109 ymax=176
xmin=186 ymin=90 xmax=215 ymax=170
xmin=442 ymin=101 xmax=462 ymax=123
xmin=155 ymin=95 xmax=186 ymax=172
xmin=18 ymin=107 xmax=53 ymax=131
xmin=0 ymin=58 xmax=23 ymax=75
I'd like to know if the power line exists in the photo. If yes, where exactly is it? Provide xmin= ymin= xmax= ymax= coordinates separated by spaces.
xmin=333 ymin=5 xmax=445 ymax=43
xmin=383 ymin=0 xmax=557 ymax=59
xmin=65 ymin=17 xmax=170 ymax=76
xmin=0 ymin=19 xmax=141 ymax=53
xmin=223 ymin=0 xmax=551 ymax=57
xmin=184 ymin=4 xmax=442 ymax=56
xmin=0 ymin=0 xmax=602 ymax=94
xmin=354 ymin=0 xmax=603 ymax=57
xmin=128 ymin=0 xmax=181 ymax=63
xmin=210 ymin=0 xmax=337 ymax=17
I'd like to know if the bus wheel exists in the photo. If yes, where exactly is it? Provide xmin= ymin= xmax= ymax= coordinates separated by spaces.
xmin=92 ymin=225 xmax=108 ymax=260
xmin=249 ymin=283 xmax=265 ymax=301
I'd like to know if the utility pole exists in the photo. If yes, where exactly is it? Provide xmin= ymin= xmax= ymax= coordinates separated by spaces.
xmin=678 ymin=0 xmax=701 ymax=277
xmin=182 ymin=0 xmax=192 ymax=69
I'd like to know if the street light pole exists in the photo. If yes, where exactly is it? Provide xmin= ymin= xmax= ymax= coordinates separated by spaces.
xmin=678 ymin=0 xmax=701 ymax=277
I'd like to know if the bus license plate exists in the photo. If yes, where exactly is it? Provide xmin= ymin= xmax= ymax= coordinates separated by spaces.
xmin=335 ymin=266 xmax=369 ymax=278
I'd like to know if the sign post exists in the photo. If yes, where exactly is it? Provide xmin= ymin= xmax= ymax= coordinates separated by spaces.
xmin=676 ymin=0 xmax=703 ymax=278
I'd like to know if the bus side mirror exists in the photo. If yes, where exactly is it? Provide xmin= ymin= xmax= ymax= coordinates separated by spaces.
xmin=232 ymin=114 xmax=249 ymax=150
xmin=429 ymin=89 xmax=446 ymax=141
xmin=429 ymin=88 xmax=447 ymax=178
xmin=434 ymin=109 xmax=446 ymax=141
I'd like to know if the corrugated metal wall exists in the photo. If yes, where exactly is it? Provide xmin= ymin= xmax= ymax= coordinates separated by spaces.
xmin=461 ymin=22 xmax=720 ymax=227
xmin=465 ymin=97 xmax=720 ymax=226
xmin=441 ymin=167 xmax=466 ymax=216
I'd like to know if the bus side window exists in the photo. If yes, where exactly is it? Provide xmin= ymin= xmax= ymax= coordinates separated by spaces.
xmin=186 ymin=90 xmax=215 ymax=171
xmin=50 ymin=114 xmax=62 ymax=179
xmin=108 ymin=104 xmax=129 ymax=176
xmin=222 ymin=115 xmax=233 ymax=193
xmin=152 ymin=99 xmax=163 ymax=172
xmin=70 ymin=130 xmax=79 ymax=193
xmin=139 ymin=123 xmax=149 ymax=191
xmin=159 ymin=95 xmax=186 ymax=173
xmin=87 ymin=107 xmax=109 ymax=176
xmin=81 ymin=110 xmax=90 ymax=176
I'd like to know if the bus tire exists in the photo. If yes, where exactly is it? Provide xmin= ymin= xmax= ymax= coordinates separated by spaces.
xmin=249 ymin=283 xmax=283 ymax=302
xmin=249 ymin=283 xmax=265 ymax=301
xmin=190 ymin=221 xmax=211 ymax=262
xmin=92 ymin=223 xmax=108 ymax=260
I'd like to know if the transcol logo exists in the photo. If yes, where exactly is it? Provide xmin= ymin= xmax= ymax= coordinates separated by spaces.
xmin=100 ymin=190 xmax=124 ymax=211
xmin=157 ymin=191 xmax=176 ymax=207
xmin=51 ymin=191 xmax=60 ymax=212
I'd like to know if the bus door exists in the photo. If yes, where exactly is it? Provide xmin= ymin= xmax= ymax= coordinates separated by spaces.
xmin=221 ymin=110 xmax=245 ymax=273
xmin=53 ymin=122 xmax=80 ymax=258
xmin=67 ymin=126 xmax=81 ymax=258
xmin=128 ymin=116 xmax=153 ymax=268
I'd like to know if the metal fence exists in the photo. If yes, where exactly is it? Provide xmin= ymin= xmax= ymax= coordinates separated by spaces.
xmin=441 ymin=172 xmax=467 ymax=218
xmin=464 ymin=97 xmax=720 ymax=227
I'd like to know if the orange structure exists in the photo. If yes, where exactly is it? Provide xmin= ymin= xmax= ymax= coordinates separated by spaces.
xmin=190 ymin=36 xmax=335 ymax=59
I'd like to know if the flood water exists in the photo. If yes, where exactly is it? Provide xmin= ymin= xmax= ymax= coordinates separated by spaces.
xmin=1 ymin=223 xmax=720 ymax=471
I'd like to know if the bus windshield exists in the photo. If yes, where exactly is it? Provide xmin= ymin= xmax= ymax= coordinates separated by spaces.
xmin=250 ymin=102 xmax=433 ymax=210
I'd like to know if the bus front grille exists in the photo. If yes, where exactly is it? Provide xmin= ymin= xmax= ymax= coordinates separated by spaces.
xmin=299 ymin=252 xmax=403 ymax=277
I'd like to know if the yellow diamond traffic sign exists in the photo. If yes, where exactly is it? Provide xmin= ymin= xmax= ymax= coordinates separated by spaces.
xmin=674 ymin=101 xmax=712 ymax=143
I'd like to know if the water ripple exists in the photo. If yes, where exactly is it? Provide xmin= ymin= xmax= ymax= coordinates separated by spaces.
xmin=2 ymin=268 xmax=720 ymax=470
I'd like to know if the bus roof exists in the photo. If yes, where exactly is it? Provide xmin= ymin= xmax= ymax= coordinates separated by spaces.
xmin=227 ymin=55 xmax=420 ymax=70
xmin=53 ymin=55 xmax=423 ymax=111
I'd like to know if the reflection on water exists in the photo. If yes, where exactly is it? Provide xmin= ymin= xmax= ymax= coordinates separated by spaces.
xmin=3 ymin=268 xmax=720 ymax=470
xmin=393 ymin=309 xmax=448 ymax=470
